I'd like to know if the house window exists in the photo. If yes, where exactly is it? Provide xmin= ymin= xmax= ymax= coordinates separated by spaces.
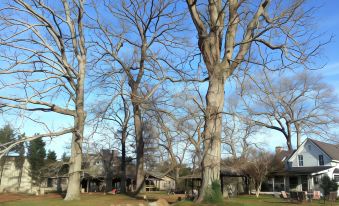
xmin=47 ymin=178 xmax=53 ymax=187
xmin=314 ymin=175 xmax=320 ymax=184
xmin=319 ymin=155 xmax=324 ymax=166
xmin=334 ymin=175 xmax=339 ymax=182
xmin=298 ymin=155 xmax=304 ymax=166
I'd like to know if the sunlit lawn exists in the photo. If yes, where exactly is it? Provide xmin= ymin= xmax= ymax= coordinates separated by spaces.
xmin=175 ymin=195 xmax=339 ymax=206
xmin=2 ymin=193 xmax=339 ymax=206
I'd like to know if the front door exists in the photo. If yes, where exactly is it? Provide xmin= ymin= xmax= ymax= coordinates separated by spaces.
xmin=289 ymin=176 xmax=298 ymax=190
xmin=301 ymin=175 xmax=308 ymax=191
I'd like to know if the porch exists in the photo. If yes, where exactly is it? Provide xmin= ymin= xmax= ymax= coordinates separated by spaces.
xmin=264 ymin=166 xmax=333 ymax=193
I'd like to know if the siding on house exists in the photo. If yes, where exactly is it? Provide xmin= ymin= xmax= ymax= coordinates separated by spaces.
xmin=0 ymin=158 xmax=32 ymax=193
xmin=159 ymin=176 xmax=175 ymax=191
xmin=289 ymin=140 xmax=332 ymax=167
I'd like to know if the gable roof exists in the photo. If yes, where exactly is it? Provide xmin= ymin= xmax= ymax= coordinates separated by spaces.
xmin=145 ymin=171 xmax=175 ymax=180
xmin=309 ymin=139 xmax=339 ymax=161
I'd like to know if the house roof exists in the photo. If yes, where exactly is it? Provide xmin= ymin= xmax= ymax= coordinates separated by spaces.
xmin=178 ymin=173 xmax=201 ymax=179
xmin=309 ymin=139 xmax=339 ymax=161
xmin=287 ymin=166 xmax=332 ymax=174
xmin=145 ymin=171 xmax=175 ymax=180
xmin=220 ymin=166 xmax=248 ymax=177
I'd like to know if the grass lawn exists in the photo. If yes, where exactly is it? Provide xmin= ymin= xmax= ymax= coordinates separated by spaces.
xmin=174 ymin=195 xmax=339 ymax=206
xmin=1 ymin=193 xmax=339 ymax=206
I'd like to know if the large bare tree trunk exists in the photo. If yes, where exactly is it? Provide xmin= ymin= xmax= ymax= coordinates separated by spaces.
xmin=295 ymin=123 xmax=301 ymax=148
xmin=197 ymin=74 xmax=224 ymax=202
xmin=132 ymin=100 xmax=145 ymax=193
xmin=65 ymin=126 xmax=83 ymax=200
xmin=64 ymin=60 xmax=86 ymax=201
xmin=120 ymin=130 xmax=127 ymax=193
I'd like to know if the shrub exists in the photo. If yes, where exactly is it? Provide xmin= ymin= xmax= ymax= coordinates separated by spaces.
xmin=203 ymin=180 xmax=224 ymax=204
xmin=320 ymin=175 xmax=338 ymax=203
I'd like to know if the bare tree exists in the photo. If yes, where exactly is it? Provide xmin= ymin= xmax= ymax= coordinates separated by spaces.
xmin=148 ymin=102 xmax=191 ymax=185
xmin=88 ymin=75 xmax=132 ymax=193
xmin=0 ymin=0 xmax=87 ymax=200
xmin=92 ymin=0 xmax=186 ymax=193
xmin=185 ymin=0 xmax=324 ymax=201
xmin=222 ymin=96 xmax=258 ymax=159
xmin=246 ymin=149 xmax=272 ymax=198
xmin=242 ymin=71 xmax=339 ymax=151
xmin=222 ymin=115 xmax=257 ymax=160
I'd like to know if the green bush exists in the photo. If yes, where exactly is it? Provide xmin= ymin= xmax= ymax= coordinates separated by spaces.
xmin=320 ymin=175 xmax=338 ymax=197
xmin=203 ymin=180 xmax=224 ymax=204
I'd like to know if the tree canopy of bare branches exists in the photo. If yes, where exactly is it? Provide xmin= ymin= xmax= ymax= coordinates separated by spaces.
xmin=241 ymin=70 xmax=339 ymax=151
xmin=91 ymin=0 xmax=187 ymax=193
xmin=185 ymin=0 xmax=324 ymax=201
xmin=0 ymin=0 xmax=87 ymax=200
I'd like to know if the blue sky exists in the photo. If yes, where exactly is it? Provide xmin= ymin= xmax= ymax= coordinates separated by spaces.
xmin=1 ymin=0 xmax=339 ymax=158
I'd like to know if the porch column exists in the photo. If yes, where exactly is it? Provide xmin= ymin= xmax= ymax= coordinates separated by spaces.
xmin=272 ymin=177 xmax=275 ymax=192
xmin=298 ymin=176 xmax=301 ymax=191
xmin=86 ymin=179 xmax=89 ymax=193
xmin=220 ymin=174 xmax=224 ymax=194
xmin=308 ymin=176 xmax=313 ymax=192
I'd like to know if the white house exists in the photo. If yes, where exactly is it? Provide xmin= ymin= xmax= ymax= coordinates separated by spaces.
xmin=266 ymin=138 xmax=339 ymax=194
xmin=145 ymin=171 xmax=176 ymax=191
xmin=0 ymin=156 xmax=32 ymax=193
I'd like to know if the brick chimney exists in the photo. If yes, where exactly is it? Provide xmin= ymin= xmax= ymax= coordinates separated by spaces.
xmin=275 ymin=146 xmax=283 ymax=153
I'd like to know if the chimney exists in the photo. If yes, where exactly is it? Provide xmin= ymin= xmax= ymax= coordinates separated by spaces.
xmin=275 ymin=146 xmax=283 ymax=154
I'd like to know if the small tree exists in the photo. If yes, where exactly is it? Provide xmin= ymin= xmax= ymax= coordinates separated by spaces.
xmin=0 ymin=124 xmax=16 ymax=185
xmin=14 ymin=134 xmax=26 ymax=189
xmin=204 ymin=180 xmax=224 ymax=204
xmin=46 ymin=150 xmax=57 ymax=165
xmin=320 ymin=175 xmax=338 ymax=203
xmin=61 ymin=152 xmax=69 ymax=163
xmin=247 ymin=149 xmax=273 ymax=197
xmin=27 ymin=138 xmax=46 ymax=186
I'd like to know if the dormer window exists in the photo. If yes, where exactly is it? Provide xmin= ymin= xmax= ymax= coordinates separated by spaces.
xmin=319 ymin=155 xmax=324 ymax=166
xmin=298 ymin=155 xmax=304 ymax=166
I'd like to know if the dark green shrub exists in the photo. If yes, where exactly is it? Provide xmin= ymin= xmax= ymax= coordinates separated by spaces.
xmin=203 ymin=180 xmax=224 ymax=204
xmin=320 ymin=175 xmax=338 ymax=203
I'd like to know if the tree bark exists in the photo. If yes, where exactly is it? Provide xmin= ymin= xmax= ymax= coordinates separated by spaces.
xmin=197 ymin=73 xmax=224 ymax=202
xmin=286 ymin=122 xmax=293 ymax=151
xmin=132 ymin=99 xmax=145 ymax=193
xmin=255 ymin=182 xmax=262 ymax=198
xmin=105 ymin=172 xmax=113 ymax=192
xmin=295 ymin=122 xmax=301 ymax=148
xmin=175 ymin=166 xmax=180 ymax=191
xmin=64 ymin=60 xmax=86 ymax=201
xmin=17 ymin=165 xmax=23 ymax=190
xmin=120 ymin=130 xmax=127 ymax=193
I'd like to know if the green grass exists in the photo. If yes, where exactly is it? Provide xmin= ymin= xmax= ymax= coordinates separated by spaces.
xmin=2 ymin=194 xmax=339 ymax=206
xmin=174 ymin=195 xmax=339 ymax=206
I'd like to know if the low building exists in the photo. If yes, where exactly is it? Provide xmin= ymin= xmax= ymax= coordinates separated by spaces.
xmin=145 ymin=171 xmax=175 ymax=191
xmin=0 ymin=150 xmax=177 ymax=194
xmin=0 ymin=156 xmax=32 ymax=193
xmin=264 ymin=138 xmax=339 ymax=194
